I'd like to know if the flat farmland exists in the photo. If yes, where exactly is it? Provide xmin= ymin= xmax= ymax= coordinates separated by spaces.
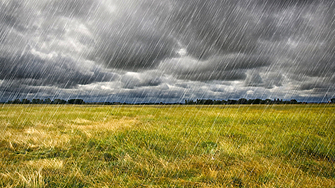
xmin=0 ymin=104 xmax=334 ymax=187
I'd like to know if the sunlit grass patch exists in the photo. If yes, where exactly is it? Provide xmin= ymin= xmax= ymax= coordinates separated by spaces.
xmin=1 ymin=127 xmax=71 ymax=150
xmin=74 ymin=117 xmax=138 ymax=131
xmin=1 ymin=169 xmax=45 ymax=188
xmin=26 ymin=158 xmax=64 ymax=169
xmin=71 ymin=118 xmax=92 ymax=124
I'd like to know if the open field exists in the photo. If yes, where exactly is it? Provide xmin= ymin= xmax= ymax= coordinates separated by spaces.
xmin=0 ymin=104 xmax=334 ymax=187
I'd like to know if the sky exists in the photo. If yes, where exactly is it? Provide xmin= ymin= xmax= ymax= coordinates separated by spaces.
xmin=0 ymin=0 xmax=334 ymax=103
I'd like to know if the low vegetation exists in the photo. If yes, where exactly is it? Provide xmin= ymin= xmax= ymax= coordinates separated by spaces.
xmin=0 ymin=104 xmax=334 ymax=187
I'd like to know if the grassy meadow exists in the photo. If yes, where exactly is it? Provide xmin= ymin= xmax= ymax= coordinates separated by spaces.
xmin=0 ymin=104 xmax=334 ymax=187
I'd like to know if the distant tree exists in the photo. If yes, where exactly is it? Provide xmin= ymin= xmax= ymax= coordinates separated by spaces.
xmin=290 ymin=99 xmax=298 ymax=104
xmin=254 ymin=98 xmax=262 ymax=104
xmin=227 ymin=100 xmax=237 ymax=104
xmin=32 ymin=99 xmax=40 ymax=104
xmin=22 ymin=99 xmax=30 ymax=104
xmin=13 ymin=99 xmax=21 ymax=104
xmin=185 ymin=100 xmax=194 ymax=104
xmin=204 ymin=99 xmax=214 ymax=105
xmin=331 ymin=98 xmax=335 ymax=103
xmin=190 ymin=100 xmax=196 ymax=104
xmin=196 ymin=99 xmax=206 ymax=104
xmin=213 ymin=100 xmax=223 ymax=104
xmin=274 ymin=98 xmax=280 ymax=104
xmin=264 ymin=99 xmax=272 ymax=104
xmin=238 ymin=98 xmax=247 ymax=104
xmin=53 ymin=99 xmax=66 ymax=104
xmin=68 ymin=99 xmax=75 ymax=104
xmin=44 ymin=98 xmax=52 ymax=104
xmin=68 ymin=99 xmax=85 ymax=104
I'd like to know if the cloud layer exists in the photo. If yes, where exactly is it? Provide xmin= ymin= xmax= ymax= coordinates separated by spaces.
xmin=0 ymin=0 xmax=334 ymax=102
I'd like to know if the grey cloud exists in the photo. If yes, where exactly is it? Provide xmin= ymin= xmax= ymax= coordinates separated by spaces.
xmin=182 ymin=70 xmax=246 ymax=82
xmin=47 ymin=0 xmax=98 ymax=18
xmin=257 ymin=1 xmax=335 ymax=92
xmin=120 ymin=71 xmax=163 ymax=89
xmin=261 ymin=0 xmax=329 ymax=8
xmin=0 ymin=0 xmax=117 ymax=92
xmin=168 ymin=0 xmax=335 ymax=87
xmin=162 ymin=0 xmax=334 ymax=94
xmin=0 ymin=0 xmax=335 ymax=102
xmin=263 ymin=73 xmax=283 ymax=89
xmin=0 ymin=1 xmax=32 ymax=32
xmin=93 ymin=31 xmax=177 ymax=71
xmin=209 ymin=85 xmax=226 ymax=93
xmin=300 ymin=83 xmax=320 ymax=91
xmin=168 ymin=0 xmax=262 ymax=59
xmin=244 ymin=72 xmax=284 ymax=89
xmin=175 ymin=83 xmax=190 ymax=89
xmin=0 ymin=53 xmax=118 ymax=90
xmin=299 ymin=78 xmax=335 ymax=92
xmin=244 ymin=73 xmax=263 ymax=87
xmin=117 ymin=85 xmax=183 ymax=100
xmin=159 ymin=54 xmax=270 ymax=81
xmin=87 ymin=0 xmax=178 ymax=71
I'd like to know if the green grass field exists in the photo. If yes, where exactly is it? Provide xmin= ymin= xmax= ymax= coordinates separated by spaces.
xmin=0 ymin=104 xmax=334 ymax=187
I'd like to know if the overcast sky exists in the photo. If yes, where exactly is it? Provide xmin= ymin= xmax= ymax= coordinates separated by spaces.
xmin=0 ymin=0 xmax=334 ymax=103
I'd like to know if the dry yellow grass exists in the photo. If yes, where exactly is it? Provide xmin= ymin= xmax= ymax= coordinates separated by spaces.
xmin=0 ymin=105 xmax=334 ymax=187
xmin=26 ymin=159 xmax=64 ymax=170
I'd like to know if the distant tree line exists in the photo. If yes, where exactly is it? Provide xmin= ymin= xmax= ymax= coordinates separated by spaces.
xmin=6 ymin=98 xmax=85 ymax=104
xmin=4 ymin=97 xmax=335 ymax=105
xmin=185 ymin=98 xmax=303 ymax=105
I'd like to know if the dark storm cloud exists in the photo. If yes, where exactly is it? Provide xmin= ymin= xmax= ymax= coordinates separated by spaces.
xmin=263 ymin=73 xmax=283 ymax=89
xmin=259 ymin=0 xmax=329 ymax=8
xmin=0 ymin=53 xmax=118 ymax=90
xmin=244 ymin=73 xmax=263 ymax=87
xmin=269 ymin=3 xmax=335 ymax=93
xmin=47 ymin=0 xmax=97 ymax=18
xmin=167 ymin=0 xmax=334 ymax=86
xmin=299 ymin=76 xmax=335 ymax=92
xmin=89 ymin=1 xmax=178 ymax=71
xmin=120 ymin=71 xmax=163 ymax=89
xmin=154 ymin=0 xmax=334 ymax=97
xmin=17 ymin=0 xmax=179 ymax=71
xmin=168 ymin=0 xmax=262 ymax=60
xmin=244 ymin=71 xmax=284 ymax=89
xmin=0 ymin=0 xmax=335 ymax=102
xmin=115 ymin=84 xmax=183 ymax=99
xmin=0 ymin=0 xmax=118 ymax=94
xmin=159 ymin=54 xmax=270 ymax=81
xmin=93 ymin=31 xmax=177 ymax=71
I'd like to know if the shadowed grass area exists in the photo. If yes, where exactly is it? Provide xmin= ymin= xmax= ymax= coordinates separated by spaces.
xmin=0 ymin=104 xmax=334 ymax=187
